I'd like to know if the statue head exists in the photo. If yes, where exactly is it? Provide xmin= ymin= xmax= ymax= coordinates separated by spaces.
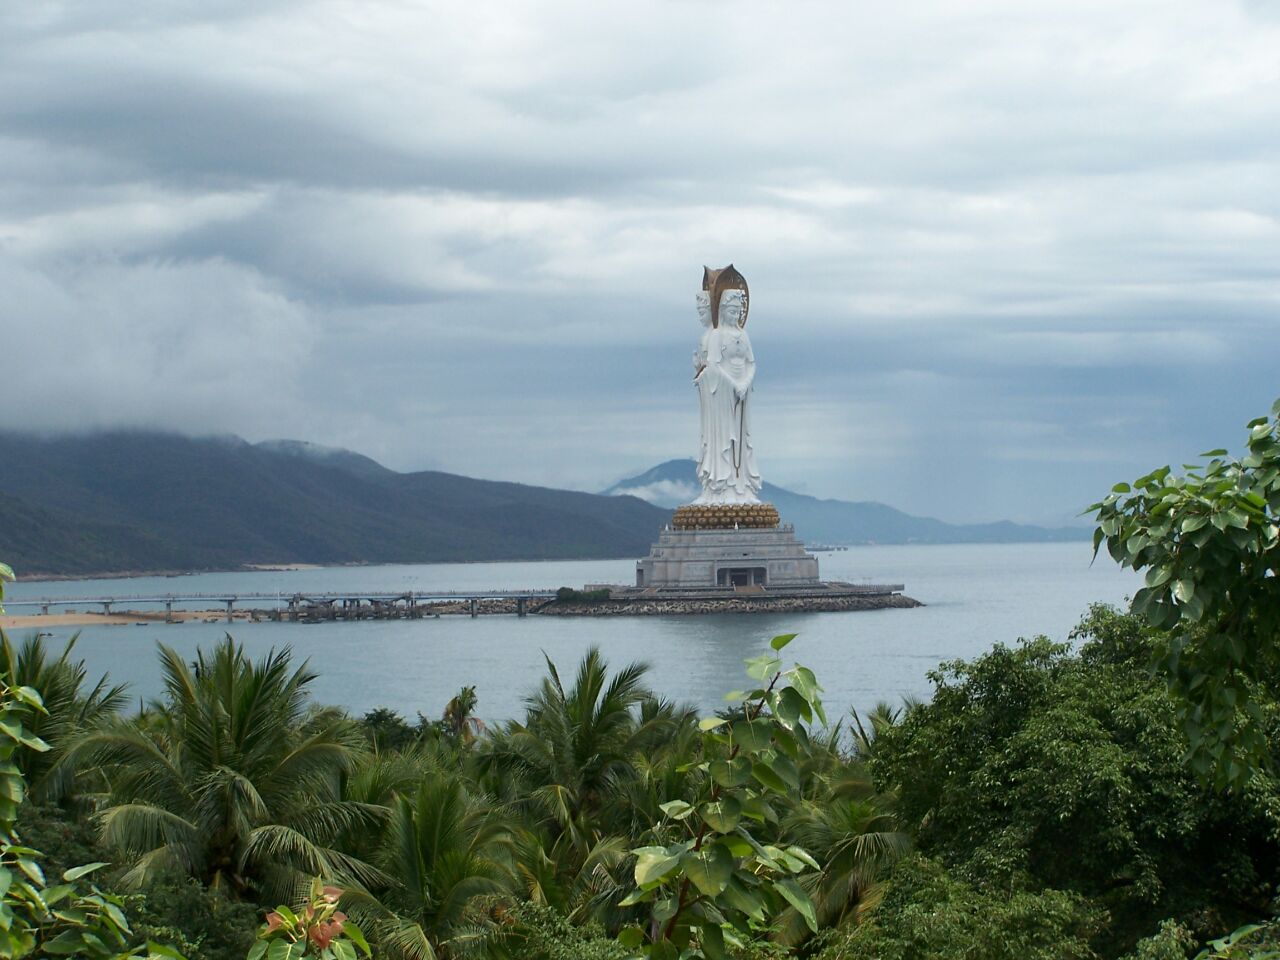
xmin=702 ymin=263 xmax=749 ymax=328
xmin=695 ymin=291 xmax=711 ymax=328
xmin=719 ymin=290 xmax=746 ymax=328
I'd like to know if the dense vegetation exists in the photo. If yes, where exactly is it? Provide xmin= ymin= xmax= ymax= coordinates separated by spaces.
xmin=0 ymin=610 xmax=1272 ymax=959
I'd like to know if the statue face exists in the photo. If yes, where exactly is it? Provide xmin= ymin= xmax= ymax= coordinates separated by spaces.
xmin=719 ymin=294 xmax=744 ymax=328
xmin=695 ymin=293 xmax=711 ymax=327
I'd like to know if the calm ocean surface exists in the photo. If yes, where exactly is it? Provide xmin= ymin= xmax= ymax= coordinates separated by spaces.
xmin=7 ymin=543 xmax=1136 ymax=723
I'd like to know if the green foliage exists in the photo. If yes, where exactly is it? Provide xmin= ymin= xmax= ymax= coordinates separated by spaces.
xmin=1122 ymin=920 xmax=1199 ymax=960
xmin=818 ymin=856 xmax=1102 ymax=960
xmin=0 ymin=564 xmax=12 ymax=613
xmin=440 ymin=686 xmax=484 ymax=742
xmin=0 ymin=669 xmax=184 ymax=959
xmin=72 ymin=639 xmax=375 ymax=900
xmin=123 ymin=878 xmax=261 ymax=960
xmin=617 ymin=634 xmax=829 ymax=959
xmin=868 ymin=607 xmax=1279 ymax=957
xmin=1 ymin=632 xmax=128 ymax=803
xmin=490 ymin=902 xmax=631 ymax=960
xmin=1193 ymin=920 xmax=1280 ymax=959
xmin=1090 ymin=399 xmax=1280 ymax=788
xmin=250 ymin=879 xmax=370 ymax=960
xmin=554 ymin=588 xmax=612 ymax=603
xmin=346 ymin=772 xmax=515 ymax=959
xmin=359 ymin=708 xmax=426 ymax=753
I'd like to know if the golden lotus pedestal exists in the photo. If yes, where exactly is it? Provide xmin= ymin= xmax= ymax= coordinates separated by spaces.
xmin=636 ymin=502 xmax=820 ymax=590
xmin=672 ymin=503 xmax=781 ymax=530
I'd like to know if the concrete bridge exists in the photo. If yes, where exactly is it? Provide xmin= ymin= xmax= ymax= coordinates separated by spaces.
xmin=4 ymin=589 xmax=560 ymax=621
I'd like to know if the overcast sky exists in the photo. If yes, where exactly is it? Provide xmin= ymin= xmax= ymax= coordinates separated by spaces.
xmin=3 ymin=1 xmax=1278 ymax=525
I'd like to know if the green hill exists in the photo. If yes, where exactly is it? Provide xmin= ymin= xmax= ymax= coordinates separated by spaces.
xmin=0 ymin=432 xmax=670 ymax=577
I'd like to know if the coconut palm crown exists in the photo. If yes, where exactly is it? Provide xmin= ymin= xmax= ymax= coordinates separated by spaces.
xmin=73 ymin=638 xmax=379 ymax=899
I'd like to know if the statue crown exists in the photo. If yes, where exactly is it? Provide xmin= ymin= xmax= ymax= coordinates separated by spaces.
xmin=702 ymin=264 xmax=749 ymax=328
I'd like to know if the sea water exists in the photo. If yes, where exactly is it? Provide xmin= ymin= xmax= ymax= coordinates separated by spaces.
xmin=5 ymin=543 xmax=1136 ymax=723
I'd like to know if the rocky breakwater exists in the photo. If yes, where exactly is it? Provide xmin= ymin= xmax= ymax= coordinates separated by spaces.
xmin=538 ymin=590 xmax=922 ymax=617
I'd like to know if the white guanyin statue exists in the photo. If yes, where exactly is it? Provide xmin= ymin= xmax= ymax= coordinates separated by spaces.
xmin=693 ymin=265 xmax=762 ymax=504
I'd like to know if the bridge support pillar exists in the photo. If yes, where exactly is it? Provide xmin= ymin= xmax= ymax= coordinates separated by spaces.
xmin=469 ymin=598 xmax=478 ymax=618
xmin=517 ymin=597 xmax=527 ymax=617
xmin=165 ymin=600 xmax=173 ymax=623
xmin=225 ymin=600 xmax=234 ymax=623
xmin=41 ymin=604 xmax=49 ymax=616
xmin=101 ymin=601 xmax=112 ymax=615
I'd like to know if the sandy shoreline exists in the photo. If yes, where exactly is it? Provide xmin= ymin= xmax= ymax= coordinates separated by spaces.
xmin=0 ymin=610 xmax=257 ymax=629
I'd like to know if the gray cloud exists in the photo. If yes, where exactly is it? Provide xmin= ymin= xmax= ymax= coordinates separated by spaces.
xmin=1 ymin=0 xmax=1278 ymax=525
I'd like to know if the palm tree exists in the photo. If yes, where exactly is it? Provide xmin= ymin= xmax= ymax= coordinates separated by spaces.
xmin=474 ymin=649 xmax=690 ymax=928
xmin=0 ymin=631 xmax=128 ymax=803
xmin=479 ymin=649 xmax=679 ymax=838
xmin=347 ymin=773 xmax=515 ymax=960
xmin=71 ymin=638 xmax=379 ymax=899
xmin=777 ymin=766 xmax=909 ymax=947
xmin=441 ymin=686 xmax=484 ymax=743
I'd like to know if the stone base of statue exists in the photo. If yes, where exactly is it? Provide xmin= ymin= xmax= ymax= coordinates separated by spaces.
xmin=635 ymin=504 xmax=820 ymax=590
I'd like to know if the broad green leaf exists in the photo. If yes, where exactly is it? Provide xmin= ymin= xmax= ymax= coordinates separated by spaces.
xmin=1181 ymin=515 xmax=1210 ymax=533
xmin=660 ymin=800 xmax=694 ymax=820
xmin=62 ymin=862 xmax=110 ymax=882
xmin=634 ymin=846 xmax=683 ymax=886
xmin=699 ymin=921 xmax=727 ymax=960
xmin=722 ymin=875 xmax=766 ymax=921
xmin=709 ymin=756 xmax=751 ymax=788
xmin=770 ymin=754 xmax=801 ymax=790
xmin=741 ymin=795 xmax=777 ymax=824
xmin=774 ymin=878 xmax=819 ymax=933
xmin=654 ymin=895 xmax=679 ymax=922
xmin=769 ymin=633 xmax=797 ymax=651
xmin=247 ymin=943 xmax=268 ymax=960
xmin=784 ymin=845 xmax=821 ymax=871
xmin=777 ymin=724 xmax=806 ymax=762
xmin=618 ymin=887 xmax=655 ymax=906
xmin=744 ymin=653 xmax=781 ymax=682
xmin=37 ymin=930 xmax=89 ymax=955
xmin=751 ymin=760 xmax=789 ymax=794
xmin=698 ymin=717 xmax=728 ymax=731
xmin=147 ymin=943 xmax=189 ymax=960
xmin=717 ymin=834 xmax=754 ymax=858
xmin=618 ymin=925 xmax=644 ymax=949
xmin=683 ymin=844 xmax=733 ymax=897
xmin=700 ymin=795 xmax=742 ymax=833
xmin=789 ymin=666 xmax=822 ymax=703
xmin=776 ymin=687 xmax=812 ymax=728
xmin=731 ymin=719 xmax=771 ymax=753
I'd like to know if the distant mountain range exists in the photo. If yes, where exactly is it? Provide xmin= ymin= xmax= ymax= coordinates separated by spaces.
xmin=0 ymin=433 xmax=669 ymax=577
xmin=603 ymin=460 xmax=1090 ymax=546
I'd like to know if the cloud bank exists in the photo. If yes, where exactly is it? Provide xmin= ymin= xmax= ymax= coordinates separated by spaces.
xmin=2 ymin=0 xmax=1278 ymax=523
